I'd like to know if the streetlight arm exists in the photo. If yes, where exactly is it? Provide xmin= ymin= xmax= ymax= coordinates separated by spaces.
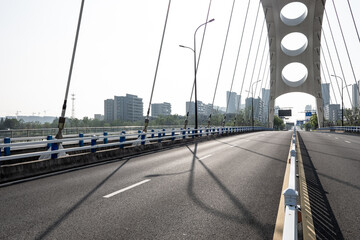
xmin=179 ymin=45 xmax=194 ymax=52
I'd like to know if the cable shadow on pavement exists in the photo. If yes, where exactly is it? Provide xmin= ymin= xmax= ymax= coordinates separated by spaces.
xmin=185 ymin=143 xmax=273 ymax=238
xmin=35 ymin=159 xmax=130 ymax=240
xmin=298 ymin=133 xmax=344 ymax=240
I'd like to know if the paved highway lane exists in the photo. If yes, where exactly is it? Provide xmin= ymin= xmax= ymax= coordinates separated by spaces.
xmin=298 ymin=131 xmax=360 ymax=239
xmin=0 ymin=131 xmax=292 ymax=240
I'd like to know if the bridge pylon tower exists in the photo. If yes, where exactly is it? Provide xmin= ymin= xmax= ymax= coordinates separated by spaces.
xmin=260 ymin=0 xmax=326 ymax=127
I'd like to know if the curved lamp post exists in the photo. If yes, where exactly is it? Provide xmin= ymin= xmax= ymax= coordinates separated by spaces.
xmin=180 ymin=18 xmax=214 ymax=132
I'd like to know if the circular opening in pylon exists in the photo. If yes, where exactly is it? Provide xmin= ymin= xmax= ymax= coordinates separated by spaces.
xmin=280 ymin=2 xmax=308 ymax=26
xmin=282 ymin=62 xmax=308 ymax=87
xmin=281 ymin=32 xmax=308 ymax=56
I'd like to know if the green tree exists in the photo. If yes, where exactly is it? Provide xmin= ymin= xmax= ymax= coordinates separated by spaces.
xmin=274 ymin=115 xmax=285 ymax=130
xmin=310 ymin=114 xmax=318 ymax=129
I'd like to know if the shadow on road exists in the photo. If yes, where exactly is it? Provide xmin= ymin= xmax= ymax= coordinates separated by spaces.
xmin=185 ymin=143 xmax=273 ymax=238
xmin=35 ymin=159 xmax=130 ymax=240
xmin=297 ymin=133 xmax=344 ymax=240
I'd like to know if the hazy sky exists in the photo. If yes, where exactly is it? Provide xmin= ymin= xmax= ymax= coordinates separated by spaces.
xmin=0 ymin=0 xmax=359 ymax=123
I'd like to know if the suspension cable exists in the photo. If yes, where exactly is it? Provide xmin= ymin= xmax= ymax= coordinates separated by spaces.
xmin=143 ymin=0 xmax=171 ymax=132
xmin=246 ymin=13 xmax=267 ymax=99
xmin=323 ymin=10 xmax=352 ymax=106
xmin=347 ymin=0 xmax=360 ymax=44
xmin=55 ymin=0 xmax=85 ymax=139
xmin=320 ymin=63 xmax=333 ymax=104
xmin=319 ymin=40 xmax=338 ymax=104
xmin=237 ymin=2 xmax=261 ymax=115
xmin=254 ymin=24 xmax=270 ymax=97
xmin=331 ymin=0 xmax=359 ymax=97
xmin=256 ymin=47 xmax=270 ymax=98
xmin=321 ymin=25 xmax=342 ymax=103
xmin=220 ymin=0 xmax=251 ymax=128
xmin=206 ymin=0 xmax=236 ymax=127
xmin=184 ymin=0 xmax=213 ymax=129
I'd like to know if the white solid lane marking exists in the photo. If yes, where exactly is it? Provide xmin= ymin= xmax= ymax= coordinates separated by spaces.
xmin=345 ymin=140 xmax=351 ymax=143
xmin=335 ymin=137 xmax=339 ymax=139
xmin=103 ymin=179 xmax=151 ymax=198
xmin=199 ymin=154 xmax=212 ymax=160
xmin=229 ymin=145 xmax=235 ymax=148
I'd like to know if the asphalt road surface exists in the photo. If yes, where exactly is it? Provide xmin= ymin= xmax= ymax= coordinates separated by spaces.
xmin=298 ymin=131 xmax=360 ymax=240
xmin=0 ymin=131 xmax=292 ymax=240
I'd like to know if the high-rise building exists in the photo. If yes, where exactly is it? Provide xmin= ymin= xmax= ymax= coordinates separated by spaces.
xmin=321 ymin=83 xmax=330 ymax=107
xmin=114 ymin=94 xmax=143 ymax=122
xmin=226 ymin=91 xmax=240 ymax=113
xmin=104 ymin=99 xmax=114 ymax=122
xmin=245 ymin=97 xmax=263 ymax=122
xmin=151 ymin=102 xmax=171 ymax=117
xmin=262 ymin=88 xmax=270 ymax=123
xmin=186 ymin=101 xmax=206 ymax=115
xmin=352 ymin=81 xmax=360 ymax=110
xmin=324 ymin=104 xmax=341 ymax=124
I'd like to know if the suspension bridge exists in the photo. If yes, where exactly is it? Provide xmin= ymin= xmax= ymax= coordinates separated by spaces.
xmin=0 ymin=0 xmax=359 ymax=239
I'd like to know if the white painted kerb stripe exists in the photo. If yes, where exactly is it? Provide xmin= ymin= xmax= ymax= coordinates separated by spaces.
xmin=103 ymin=179 xmax=151 ymax=198
xmin=345 ymin=140 xmax=351 ymax=143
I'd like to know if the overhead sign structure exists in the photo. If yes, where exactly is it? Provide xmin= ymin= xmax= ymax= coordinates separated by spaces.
xmin=278 ymin=109 xmax=292 ymax=117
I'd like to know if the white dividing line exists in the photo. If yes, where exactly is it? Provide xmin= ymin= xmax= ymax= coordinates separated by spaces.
xmin=335 ymin=137 xmax=339 ymax=140
xmin=229 ymin=145 xmax=235 ymax=148
xmin=199 ymin=154 xmax=212 ymax=160
xmin=345 ymin=140 xmax=351 ymax=144
xmin=103 ymin=179 xmax=151 ymax=198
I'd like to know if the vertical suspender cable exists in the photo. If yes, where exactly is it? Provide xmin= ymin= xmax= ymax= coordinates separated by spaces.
xmin=143 ymin=0 xmax=171 ymax=132
xmin=320 ymin=63 xmax=333 ymax=104
xmin=331 ymin=0 xmax=359 ymax=98
xmin=347 ymin=0 xmax=360 ymax=44
xmin=246 ymin=14 xmax=267 ymax=99
xmin=237 ymin=2 xmax=261 ymax=117
xmin=56 ymin=0 xmax=85 ymax=139
xmin=254 ymin=25 xmax=270 ymax=98
xmin=184 ymin=0 xmax=212 ymax=129
xmin=323 ymin=11 xmax=352 ymax=106
xmin=321 ymin=25 xmax=342 ymax=102
xmin=206 ymin=0 xmax=236 ymax=127
xmin=221 ymin=0 xmax=251 ymax=127
xmin=256 ymin=40 xmax=272 ymax=98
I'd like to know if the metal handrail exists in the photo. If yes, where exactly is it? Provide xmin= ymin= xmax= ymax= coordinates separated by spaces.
xmin=0 ymin=126 xmax=272 ymax=162
xmin=282 ymin=128 xmax=298 ymax=240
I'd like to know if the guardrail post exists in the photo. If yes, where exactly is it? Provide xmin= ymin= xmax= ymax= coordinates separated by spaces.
xmin=141 ymin=131 xmax=146 ymax=145
xmin=91 ymin=135 xmax=97 ymax=153
xmin=4 ymin=137 xmax=10 ymax=156
xmin=47 ymin=135 xmax=52 ymax=149
xmin=151 ymin=129 xmax=155 ymax=138
xmin=181 ymin=128 xmax=186 ymax=139
xmin=162 ymin=129 xmax=166 ymax=137
xmin=171 ymin=128 xmax=175 ymax=141
xmin=51 ymin=142 xmax=58 ymax=159
xmin=158 ymin=131 xmax=162 ymax=143
xmin=206 ymin=128 xmax=209 ymax=136
xmin=200 ymin=129 xmax=202 ymax=137
xmin=104 ymin=132 xmax=108 ymax=144
xmin=188 ymin=128 xmax=191 ymax=136
xmin=192 ymin=129 xmax=195 ymax=139
xmin=79 ymin=133 xmax=84 ymax=147
xmin=120 ymin=131 xmax=126 ymax=149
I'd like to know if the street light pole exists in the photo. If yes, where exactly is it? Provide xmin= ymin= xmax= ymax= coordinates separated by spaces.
xmin=180 ymin=18 xmax=214 ymax=133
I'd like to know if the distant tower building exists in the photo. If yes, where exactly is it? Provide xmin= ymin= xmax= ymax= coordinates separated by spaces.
xmin=321 ymin=83 xmax=330 ymax=107
xmin=262 ymin=88 xmax=270 ymax=123
xmin=352 ymin=81 xmax=360 ymax=110
xmin=324 ymin=104 xmax=341 ymax=124
xmin=245 ymin=97 xmax=263 ymax=122
xmin=186 ymin=101 xmax=205 ymax=115
xmin=114 ymin=94 xmax=143 ymax=122
xmin=104 ymin=99 xmax=114 ymax=122
xmin=151 ymin=102 xmax=171 ymax=117
xmin=226 ymin=91 xmax=240 ymax=113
